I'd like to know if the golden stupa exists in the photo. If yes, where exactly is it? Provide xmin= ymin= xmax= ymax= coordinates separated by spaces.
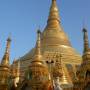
xmin=16 ymin=0 xmax=81 ymax=87
xmin=74 ymin=28 xmax=90 ymax=90
xmin=0 ymin=37 xmax=11 ymax=90
xmin=17 ymin=30 xmax=51 ymax=90
xmin=2 ymin=0 xmax=90 ymax=90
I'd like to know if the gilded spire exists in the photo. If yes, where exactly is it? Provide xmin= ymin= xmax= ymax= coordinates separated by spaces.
xmin=47 ymin=0 xmax=60 ymax=28
xmin=41 ymin=0 xmax=71 ymax=47
xmin=1 ymin=37 xmax=11 ymax=66
xmin=35 ymin=30 xmax=41 ymax=56
xmin=83 ymin=28 xmax=89 ymax=53
xmin=32 ymin=30 xmax=42 ymax=63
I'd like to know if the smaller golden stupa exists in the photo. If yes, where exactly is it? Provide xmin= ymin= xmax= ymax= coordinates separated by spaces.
xmin=0 ymin=37 xmax=11 ymax=90
xmin=74 ymin=28 xmax=90 ymax=90
xmin=18 ymin=30 xmax=52 ymax=90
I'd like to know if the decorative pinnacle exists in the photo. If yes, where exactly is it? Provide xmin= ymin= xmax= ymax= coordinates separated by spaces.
xmin=35 ymin=29 xmax=41 ymax=55
xmin=32 ymin=29 xmax=42 ymax=63
xmin=1 ymin=37 xmax=11 ymax=66
xmin=52 ymin=0 xmax=56 ymax=1
xmin=6 ymin=36 xmax=11 ymax=53
xmin=7 ymin=36 xmax=11 ymax=42
xmin=83 ymin=28 xmax=87 ymax=33
xmin=47 ymin=0 xmax=60 ymax=28
xmin=83 ymin=28 xmax=89 ymax=53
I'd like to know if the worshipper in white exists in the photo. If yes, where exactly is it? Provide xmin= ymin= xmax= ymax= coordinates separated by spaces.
xmin=54 ymin=77 xmax=63 ymax=90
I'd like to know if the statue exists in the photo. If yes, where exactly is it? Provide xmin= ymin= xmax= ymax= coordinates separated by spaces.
xmin=54 ymin=77 xmax=63 ymax=90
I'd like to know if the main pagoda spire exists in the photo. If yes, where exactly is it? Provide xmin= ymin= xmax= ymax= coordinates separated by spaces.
xmin=47 ymin=0 xmax=60 ymax=28
xmin=42 ymin=0 xmax=71 ymax=47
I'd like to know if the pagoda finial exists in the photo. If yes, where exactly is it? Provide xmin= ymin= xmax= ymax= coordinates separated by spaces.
xmin=52 ymin=0 xmax=56 ymax=1
xmin=47 ymin=0 xmax=60 ymax=28
xmin=6 ymin=36 xmax=11 ymax=53
xmin=1 ymin=36 xmax=11 ymax=66
xmin=52 ymin=0 xmax=57 ymax=4
xmin=35 ymin=30 xmax=41 ymax=55
xmin=32 ymin=29 xmax=42 ymax=63
xmin=83 ymin=28 xmax=89 ymax=53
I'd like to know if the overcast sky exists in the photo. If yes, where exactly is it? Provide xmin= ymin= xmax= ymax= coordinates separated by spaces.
xmin=0 ymin=0 xmax=90 ymax=63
